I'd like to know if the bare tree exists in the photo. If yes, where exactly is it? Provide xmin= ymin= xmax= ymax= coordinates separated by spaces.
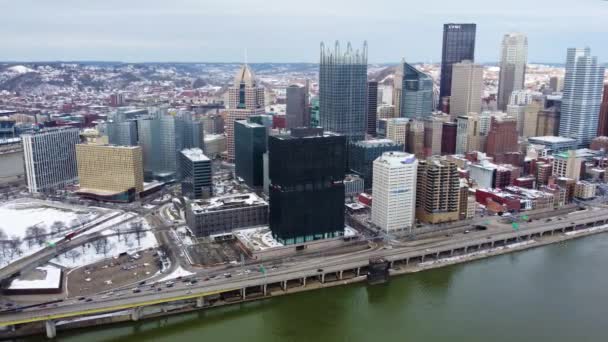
xmin=25 ymin=226 xmax=47 ymax=247
xmin=130 ymin=221 xmax=146 ymax=246
xmin=65 ymin=249 xmax=81 ymax=263
xmin=50 ymin=221 xmax=66 ymax=237
xmin=6 ymin=236 xmax=22 ymax=259
xmin=93 ymin=237 xmax=110 ymax=257
xmin=0 ymin=229 xmax=7 ymax=258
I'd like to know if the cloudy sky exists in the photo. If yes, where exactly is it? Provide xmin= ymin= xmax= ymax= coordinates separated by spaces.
xmin=1 ymin=0 xmax=606 ymax=63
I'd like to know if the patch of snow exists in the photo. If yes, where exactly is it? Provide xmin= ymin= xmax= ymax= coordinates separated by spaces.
xmin=7 ymin=65 xmax=35 ymax=74
xmin=159 ymin=266 xmax=194 ymax=282
xmin=8 ymin=265 xmax=62 ymax=290
xmin=51 ymin=218 xmax=158 ymax=268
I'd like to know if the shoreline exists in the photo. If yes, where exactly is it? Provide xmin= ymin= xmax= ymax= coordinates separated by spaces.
xmin=3 ymin=224 xmax=608 ymax=340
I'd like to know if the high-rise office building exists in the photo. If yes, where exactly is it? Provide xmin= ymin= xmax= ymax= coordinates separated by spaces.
xmin=407 ymin=119 xmax=425 ymax=159
xmin=286 ymin=84 xmax=310 ymax=129
xmin=423 ymin=116 xmax=446 ymax=157
xmin=366 ymin=81 xmax=379 ymax=136
xmin=485 ymin=116 xmax=519 ymax=162
xmin=268 ymin=128 xmax=346 ymax=245
xmin=137 ymin=114 xmax=180 ymax=181
xmin=180 ymin=148 xmax=212 ymax=200
xmin=450 ymin=60 xmax=483 ymax=118
xmin=319 ymin=41 xmax=368 ymax=143
xmin=416 ymin=156 xmax=460 ymax=224
xmin=440 ymin=23 xmax=477 ymax=107
xmin=597 ymin=84 xmax=608 ymax=137
xmin=22 ymin=127 xmax=81 ymax=193
xmin=235 ymin=119 xmax=267 ymax=188
xmin=395 ymin=60 xmax=434 ymax=118
xmin=76 ymin=144 xmax=144 ymax=202
xmin=181 ymin=111 xmax=205 ymax=150
xmin=386 ymin=118 xmax=410 ymax=148
xmin=226 ymin=64 xmax=266 ymax=161
xmin=107 ymin=120 xmax=138 ymax=146
xmin=549 ymin=76 xmax=564 ymax=93
xmin=456 ymin=114 xmax=482 ymax=154
xmin=497 ymin=33 xmax=528 ymax=111
xmin=441 ymin=122 xmax=457 ymax=155
xmin=349 ymin=139 xmax=404 ymax=188
xmin=558 ymin=48 xmax=605 ymax=147
xmin=371 ymin=152 xmax=418 ymax=233
xmin=523 ymin=101 xmax=542 ymax=138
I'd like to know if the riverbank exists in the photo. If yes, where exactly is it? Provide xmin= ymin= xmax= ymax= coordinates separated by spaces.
xmin=5 ymin=222 xmax=608 ymax=340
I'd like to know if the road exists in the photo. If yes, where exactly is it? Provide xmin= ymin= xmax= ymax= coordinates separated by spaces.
xmin=1 ymin=207 xmax=607 ymax=327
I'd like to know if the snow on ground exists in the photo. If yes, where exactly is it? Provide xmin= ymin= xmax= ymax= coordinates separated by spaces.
xmin=52 ymin=218 xmax=158 ymax=268
xmin=8 ymin=265 xmax=62 ymax=290
xmin=159 ymin=266 xmax=194 ymax=282
xmin=565 ymin=224 xmax=608 ymax=236
xmin=0 ymin=200 xmax=101 ymax=267
xmin=175 ymin=226 xmax=196 ymax=246
xmin=0 ymin=201 xmax=95 ymax=240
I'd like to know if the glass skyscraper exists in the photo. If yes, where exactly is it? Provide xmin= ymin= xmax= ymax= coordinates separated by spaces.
xmin=439 ymin=23 xmax=476 ymax=105
xmin=558 ymin=48 xmax=605 ymax=147
xmin=396 ymin=60 xmax=434 ymax=118
xmin=319 ymin=41 xmax=368 ymax=142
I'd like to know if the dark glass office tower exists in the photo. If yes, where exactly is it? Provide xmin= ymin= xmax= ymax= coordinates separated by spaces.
xmin=366 ymin=81 xmax=379 ymax=136
xmin=439 ymin=23 xmax=476 ymax=106
xmin=235 ymin=119 xmax=267 ymax=188
xmin=268 ymin=128 xmax=346 ymax=245
xmin=319 ymin=41 xmax=368 ymax=143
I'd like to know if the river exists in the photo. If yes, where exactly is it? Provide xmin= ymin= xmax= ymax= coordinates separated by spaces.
xmin=22 ymin=233 xmax=608 ymax=342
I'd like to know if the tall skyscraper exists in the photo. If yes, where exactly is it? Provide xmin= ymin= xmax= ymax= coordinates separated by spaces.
xmin=416 ymin=156 xmax=460 ymax=224
xmin=395 ymin=60 xmax=434 ymax=118
xmin=226 ymin=64 xmax=265 ymax=161
xmin=371 ymin=152 xmax=418 ymax=233
xmin=497 ymin=33 xmax=528 ymax=111
xmin=319 ymin=41 xmax=368 ymax=143
xmin=450 ymin=60 xmax=484 ymax=117
xmin=366 ymin=81 xmax=379 ymax=136
xmin=137 ymin=113 xmax=182 ymax=181
xmin=386 ymin=118 xmax=409 ymax=148
xmin=22 ymin=127 xmax=80 ymax=193
xmin=597 ymin=84 xmax=608 ymax=137
xmin=76 ymin=144 xmax=144 ymax=202
xmin=558 ymin=48 xmax=605 ymax=147
xmin=268 ymin=128 xmax=346 ymax=245
xmin=549 ymin=76 xmax=564 ymax=93
xmin=439 ymin=23 xmax=477 ymax=107
xmin=286 ymin=84 xmax=310 ymax=129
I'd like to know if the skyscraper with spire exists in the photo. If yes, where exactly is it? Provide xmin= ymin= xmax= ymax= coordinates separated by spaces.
xmin=497 ymin=33 xmax=528 ymax=111
xmin=226 ymin=64 xmax=265 ymax=161
xmin=319 ymin=41 xmax=368 ymax=143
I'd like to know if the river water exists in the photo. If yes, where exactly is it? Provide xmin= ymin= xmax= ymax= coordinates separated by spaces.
xmin=23 ymin=234 xmax=608 ymax=342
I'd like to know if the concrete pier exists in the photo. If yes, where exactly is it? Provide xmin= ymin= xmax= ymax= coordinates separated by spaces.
xmin=45 ymin=321 xmax=56 ymax=339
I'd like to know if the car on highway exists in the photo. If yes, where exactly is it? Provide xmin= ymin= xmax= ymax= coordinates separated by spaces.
xmin=132 ymin=288 xmax=141 ymax=293
xmin=85 ymin=298 xmax=93 ymax=302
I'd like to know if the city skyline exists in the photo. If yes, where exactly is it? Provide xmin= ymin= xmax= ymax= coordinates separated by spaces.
xmin=1 ymin=0 xmax=607 ymax=63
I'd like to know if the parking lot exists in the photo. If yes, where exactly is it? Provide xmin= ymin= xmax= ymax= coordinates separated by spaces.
xmin=66 ymin=249 xmax=161 ymax=297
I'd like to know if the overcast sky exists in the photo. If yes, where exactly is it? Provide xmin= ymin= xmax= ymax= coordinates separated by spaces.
xmin=1 ymin=0 xmax=606 ymax=63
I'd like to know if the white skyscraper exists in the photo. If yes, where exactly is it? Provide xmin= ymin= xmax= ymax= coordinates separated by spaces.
xmin=497 ymin=33 xmax=528 ymax=111
xmin=22 ymin=127 xmax=81 ymax=193
xmin=371 ymin=152 xmax=418 ymax=233
xmin=450 ymin=60 xmax=483 ymax=118
xmin=558 ymin=48 xmax=605 ymax=147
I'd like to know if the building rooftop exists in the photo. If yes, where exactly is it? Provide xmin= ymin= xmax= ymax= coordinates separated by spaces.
xmin=353 ymin=139 xmax=400 ymax=147
xmin=235 ymin=120 xmax=264 ymax=129
xmin=528 ymin=136 xmax=577 ymax=144
xmin=190 ymin=192 xmax=267 ymax=213
xmin=181 ymin=148 xmax=210 ymax=162
xmin=204 ymin=134 xmax=226 ymax=141
xmin=376 ymin=151 xmax=417 ymax=167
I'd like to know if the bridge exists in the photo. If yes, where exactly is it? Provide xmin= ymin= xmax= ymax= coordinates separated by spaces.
xmin=2 ymin=208 xmax=608 ymax=339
